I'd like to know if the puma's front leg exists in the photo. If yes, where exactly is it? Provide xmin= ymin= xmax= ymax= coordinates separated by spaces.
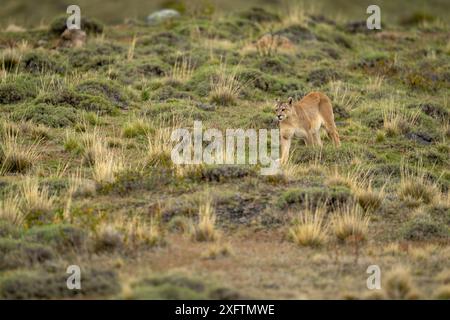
xmin=304 ymin=131 xmax=314 ymax=147
xmin=312 ymin=130 xmax=323 ymax=147
xmin=280 ymin=132 xmax=293 ymax=164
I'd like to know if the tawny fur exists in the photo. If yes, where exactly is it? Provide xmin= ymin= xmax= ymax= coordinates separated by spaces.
xmin=275 ymin=92 xmax=341 ymax=163
xmin=58 ymin=29 xmax=86 ymax=48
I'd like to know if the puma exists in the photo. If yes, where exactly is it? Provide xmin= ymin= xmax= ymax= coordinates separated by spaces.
xmin=275 ymin=92 xmax=341 ymax=163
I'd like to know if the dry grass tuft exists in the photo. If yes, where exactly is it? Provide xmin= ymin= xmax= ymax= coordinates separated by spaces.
xmin=398 ymin=161 xmax=439 ymax=205
xmin=62 ymin=169 xmax=83 ymax=221
xmin=0 ymin=127 xmax=41 ymax=174
xmin=281 ymin=160 xmax=307 ymax=181
xmin=382 ymin=103 xmax=420 ymax=136
xmin=122 ymin=118 xmax=152 ymax=138
xmin=332 ymin=203 xmax=370 ymax=242
xmin=384 ymin=267 xmax=420 ymax=299
xmin=169 ymin=55 xmax=194 ymax=83
xmin=329 ymin=80 xmax=361 ymax=112
xmin=289 ymin=204 xmax=327 ymax=247
xmin=147 ymin=125 xmax=174 ymax=167
xmin=174 ymin=164 xmax=204 ymax=179
xmin=326 ymin=166 xmax=385 ymax=212
xmin=80 ymin=128 xmax=108 ymax=165
xmin=0 ymin=194 xmax=25 ymax=226
xmin=1 ymin=48 xmax=23 ymax=73
xmin=434 ymin=285 xmax=450 ymax=300
xmin=201 ymin=243 xmax=233 ymax=259
xmin=124 ymin=217 xmax=164 ymax=248
xmin=366 ymin=75 xmax=385 ymax=92
xmin=92 ymin=148 xmax=124 ymax=185
xmin=127 ymin=35 xmax=137 ymax=61
xmin=95 ymin=215 xmax=164 ymax=251
xmin=192 ymin=197 xmax=219 ymax=242
xmin=279 ymin=0 xmax=310 ymax=27
xmin=21 ymin=177 xmax=54 ymax=223
xmin=209 ymin=62 xmax=243 ymax=106
xmin=354 ymin=183 xmax=385 ymax=212
xmin=326 ymin=166 xmax=357 ymax=189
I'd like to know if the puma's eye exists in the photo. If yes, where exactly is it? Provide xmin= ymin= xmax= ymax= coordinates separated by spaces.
xmin=281 ymin=108 xmax=285 ymax=111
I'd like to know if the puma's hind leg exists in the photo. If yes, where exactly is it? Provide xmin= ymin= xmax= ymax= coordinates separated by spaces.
xmin=323 ymin=122 xmax=340 ymax=147
xmin=319 ymin=97 xmax=341 ymax=147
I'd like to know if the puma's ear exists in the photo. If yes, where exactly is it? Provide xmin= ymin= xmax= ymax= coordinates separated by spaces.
xmin=276 ymin=98 xmax=281 ymax=103
xmin=288 ymin=97 xmax=293 ymax=105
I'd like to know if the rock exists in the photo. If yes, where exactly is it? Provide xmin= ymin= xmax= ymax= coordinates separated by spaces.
xmin=147 ymin=9 xmax=180 ymax=25
xmin=417 ymin=103 xmax=448 ymax=120
xmin=405 ymin=132 xmax=433 ymax=145
xmin=196 ymin=102 xmax=216 ymax=111
xmin=57 ymin=29 xmax=86 ymax=48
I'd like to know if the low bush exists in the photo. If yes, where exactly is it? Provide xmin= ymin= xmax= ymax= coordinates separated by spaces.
xmin=401 ymin=215 xmax=449 ymax=241
xmin=0 ymin=269 xmax=120 ymax=299
xmin=12 ymin=103 xmax=78 ymax=127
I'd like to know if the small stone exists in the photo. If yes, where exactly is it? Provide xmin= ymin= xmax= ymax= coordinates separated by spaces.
xmin=196 ymin=102 xmax=216 ymax=111
xmin=147 ymin=9 xmax=180 ymax=25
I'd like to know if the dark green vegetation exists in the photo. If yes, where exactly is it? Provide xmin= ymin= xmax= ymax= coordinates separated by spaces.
xmin=0 ymin=0 xmax=449 ymax=299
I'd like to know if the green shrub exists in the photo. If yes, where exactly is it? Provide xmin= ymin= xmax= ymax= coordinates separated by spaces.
xmin=0 ymin=238 xmax=54 ymax=271
xmin=292 ymin=144 xmax=359 ymax=165
xmin=129 ymin=273 xmax=240 ymax=300
xmin=64 ymin=43 xmax=124 ymax=70
xmin=200 ymin=165 xmax=255 ymax=182
xmin=277 ymin=186 xmax=352 ymax=209
xmin=427 ymin=203 xmax=450 ymax=226
xmin=356 ymin=52 xmax=397 ymax=76
xmin=12 ymin=103 xmax=78 ymax=127
xmin=25 ymin=224 xmax=87 ymax=252
xmin=307 ymin=68 xmax=340 ymax=86
xmin=36 ymin=89 xmax=117 ymax=115
xmin=401 ymin=215 xmax=449 ymax=241
xmin=0 ymin=269 xmax=120 ymax=299
xmin=93 ymin=226 xmax=124 ymax=253
xmin=400 ymin=11 xmax=436 ymax=26
xmin=255 ymin=56 xmax=293 ymax=74
xmin=76 ymin=79 xmax=130 ymax=109
xmin=0 ymin=221 xmax=20 ymax=238
xmin=117 ymin=57 xmax=169 ymax=83
xmin=21 ymin=51 xmax=66 ymax=74
xmin=0 ymin=77 xmax=37 ymax=104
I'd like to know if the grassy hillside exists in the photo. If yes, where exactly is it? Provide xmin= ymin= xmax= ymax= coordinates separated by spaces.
xmin=0 ymin=1 xmax=449 ymax=299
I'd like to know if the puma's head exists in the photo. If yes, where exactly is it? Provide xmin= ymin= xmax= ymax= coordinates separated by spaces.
xmin=275 ymin=97 xmax=294 ymax=122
